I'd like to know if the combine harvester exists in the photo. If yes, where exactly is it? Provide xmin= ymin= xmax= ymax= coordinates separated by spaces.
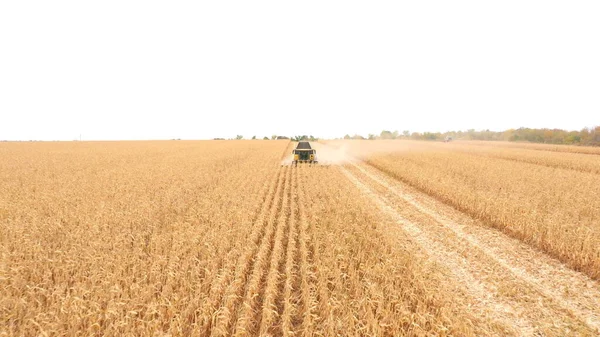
xmin=292 ymin=141 xmax=318 ymax=166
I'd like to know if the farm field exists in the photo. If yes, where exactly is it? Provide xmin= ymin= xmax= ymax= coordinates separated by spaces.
xmin=2 ymin=140 xmax=600 ymax=336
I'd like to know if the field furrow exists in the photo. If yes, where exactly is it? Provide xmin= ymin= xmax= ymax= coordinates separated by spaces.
xmin=194 ymin=165 xmax=273 ymax=331
xmin=257 ymin=166 xmax=292 ymax=336
xmin=294 ymin=166 xmax=319 ymax=337
xmin=207 ymin=166 xmax=284 ymax=336
xmin=297 ymin=166 xmax=332 ymax=335
xmin=233 ymin=166 xmax=290 ymax=336
xmin=280 ymin=167 xmax=300 ymax=336
xmin=211 ymin=165 xmax=286 ymax=337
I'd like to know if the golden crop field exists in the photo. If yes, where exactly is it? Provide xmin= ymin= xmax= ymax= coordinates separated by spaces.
xmin=2 ymin=140 xmax=600 ymax=336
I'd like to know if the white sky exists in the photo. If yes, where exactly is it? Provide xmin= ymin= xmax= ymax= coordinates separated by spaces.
xmin=1 ymin=1 xmax=599 ymax=140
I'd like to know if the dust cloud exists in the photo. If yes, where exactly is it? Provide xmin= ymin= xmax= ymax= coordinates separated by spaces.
xmin=311 ymin=142 xmax=356 ymax=165
xmin=281 ymin=140 xmax=423 ymax=166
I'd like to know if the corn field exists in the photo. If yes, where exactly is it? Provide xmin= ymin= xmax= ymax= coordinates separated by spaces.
xmin=2 ymin=140 xmax=600 ymax=336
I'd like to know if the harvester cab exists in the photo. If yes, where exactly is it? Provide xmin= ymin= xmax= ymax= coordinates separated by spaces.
xmin=292 ymin=142 xmax=317 ymax=165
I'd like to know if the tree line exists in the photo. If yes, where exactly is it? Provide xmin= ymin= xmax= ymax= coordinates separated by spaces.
xmin=216 ymin=135 xmax=318 ymax=141
xmin=341 ymin=126 xmax=600 ymax=146
xmin=219 ymin=127 xmax=600 ymax=146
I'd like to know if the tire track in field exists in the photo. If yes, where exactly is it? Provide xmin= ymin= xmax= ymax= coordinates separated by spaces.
xmin=351 ymin=161 xmax=600 ymax=333
xmin=233 ymin=165 xmax=292 ymax=336
xmin=344 ymin=161 xmax=600 ymax=335
xmin=210 ymin=166 xmax=286 ymax=336
xmin=341 ymin=166 xmax=537 ymax=336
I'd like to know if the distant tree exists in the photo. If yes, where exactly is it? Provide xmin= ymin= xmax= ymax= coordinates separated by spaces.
xmin=423 ymin=132 xmax=439 ymax=140
xmin=263 ymin=136 xmax=269 ymax=140
xmin=252 ymin=135 xmax=256 ymax=140
xmin=236 ymin=135 xmax=243 ymax=140
xmin=380 ymin=130 xmax=394 ymax=139
xmin=292 ymin=135 xmax=310 ymax=141
xmin=271 ymin=135 xmax=277 ymax=140
xmin=564 ymin=134 xmax=581 ymax=144
xmin=590 ymin=126 xmax=600 ymax=145
xmin=335 ymin=127 xmax=600 ymax=146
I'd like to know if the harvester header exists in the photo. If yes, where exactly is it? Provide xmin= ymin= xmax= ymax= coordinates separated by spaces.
xmin=292 ymin=142 xmax=318 ymax=165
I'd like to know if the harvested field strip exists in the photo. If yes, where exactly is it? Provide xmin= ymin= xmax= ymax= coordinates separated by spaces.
xmin=345 ymin=162 xmax=600 ymax=335
xmin=298 ymin=166 xmax=500 ymax=336
xmin=364 ymin=149 xmax=600 ymax=280
xmin=341 ymin=165 xmax=534 ymax=336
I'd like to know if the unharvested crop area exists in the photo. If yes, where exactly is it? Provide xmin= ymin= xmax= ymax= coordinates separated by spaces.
xmin=2 ymin=140 xmax=600 ymax=336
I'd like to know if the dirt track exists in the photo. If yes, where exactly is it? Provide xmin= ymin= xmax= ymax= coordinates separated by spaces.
xmin=333 ymin=154 xmax=600 ymax=336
